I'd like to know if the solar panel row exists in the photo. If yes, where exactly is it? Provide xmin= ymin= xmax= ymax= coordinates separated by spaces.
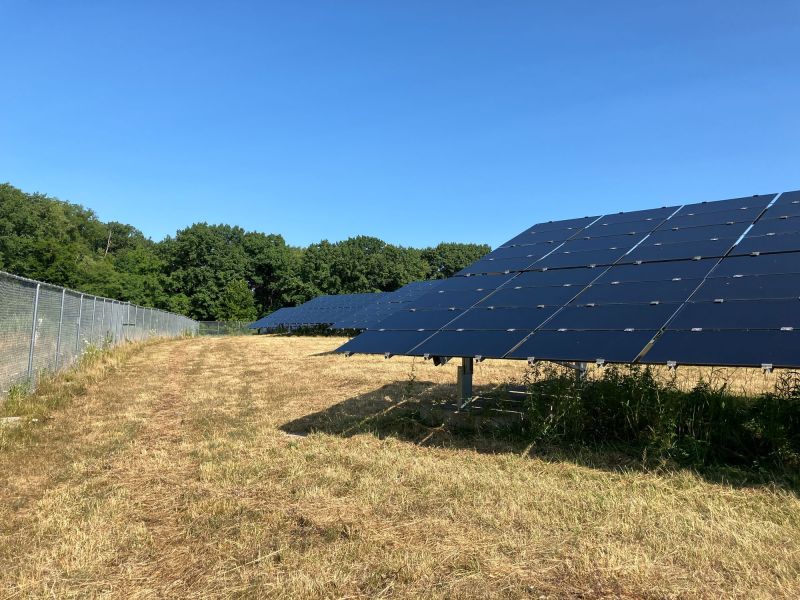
xmin=250 ymin=293 xmax=387 ymax=331
xmin=337 ymin=190 xmax=800 ymax=368
xmin=249 ymin=280 xmax=446 ymax=332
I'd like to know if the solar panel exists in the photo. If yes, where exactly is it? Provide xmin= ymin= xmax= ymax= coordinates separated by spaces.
xmin=507 ymin=330 xmax=655 ymax=363
xmin=475 ymin=285 xmax=581 ymax=307
xmin=710 ymin=252 xmax=800 ymax=277
xmin=575 ymin=279 xmax=701 ymax=304
xmin=331 ymin=280 xmax=445 ymax=330
xmin=642 ymin=330 xmax=800 ymax=368
xmin=545 ymin=303 xmax=678 ymax=330
xmin=592 ymin=259 xmax=719 ymax=283
xmin=374 ymin=308 xmax=464 ymax=331
xmin=412 ymin=330 xmax=531 ymax=359
xmin=668 ymin=299 xmax=800 ymax=330
xmin=646 ymin=222 xmax=751 ymax=244
xmin=338 ymin=190 xmax=800 ymax=368
xmin=445 ymin=306 xmax=558 ymax=330
xmin=692 ymin=273 xmax=800 ymax=301
xmin=338 ymin=330 xmax=432 ymax=355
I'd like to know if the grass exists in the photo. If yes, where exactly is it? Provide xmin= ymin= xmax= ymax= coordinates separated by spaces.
xmin=0 ymin=335 xmax=798 ymax=598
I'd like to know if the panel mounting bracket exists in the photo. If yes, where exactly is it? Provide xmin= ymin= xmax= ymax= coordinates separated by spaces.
xmin=666 ymin=360 xmax=678 ymax=371
xmin=761 ymin=363 xmax=774 ymax=374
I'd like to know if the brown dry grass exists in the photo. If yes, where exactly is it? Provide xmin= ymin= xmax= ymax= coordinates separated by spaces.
xmin=0 ymin=335 xmax=798 ymax=599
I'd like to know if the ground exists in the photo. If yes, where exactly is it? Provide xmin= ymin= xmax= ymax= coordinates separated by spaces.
xmin=0 ymin=336 xmax=798 ymax=599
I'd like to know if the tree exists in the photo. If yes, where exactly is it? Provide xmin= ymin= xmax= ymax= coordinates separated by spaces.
xmin=0 ymin=182 xmax=492 ymax=321
xmin=217 ymin=279 xmax=258 ymax=321
xmin=421 ymin=242 xmax=490 ymax=279
xmin=160 ymin=223 xmax=250 ymax=320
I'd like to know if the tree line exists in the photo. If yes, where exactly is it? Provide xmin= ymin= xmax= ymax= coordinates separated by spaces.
xmin=0 ymin=183 xmax=490 ymax=321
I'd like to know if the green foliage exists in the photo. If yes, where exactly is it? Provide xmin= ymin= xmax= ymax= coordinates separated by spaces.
xmin=218 ymin=279 xmax=258 ymax=321
xmin=0 ymin=182 xmax=491 ymax=321
xmin=523 ymin=364 xmax=800 ymax=472
xmin=421 ymin=242 xmax=491 ymax=279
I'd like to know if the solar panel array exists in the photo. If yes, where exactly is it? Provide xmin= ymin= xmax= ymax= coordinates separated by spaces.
xmin=249 ymin=280 xmax=447 ymax=332
xmin=332 ymin=280 xmax=445 ymax=330
xmin=250 ymin=293 xmax=387 ymax=331
xmin=337 ymin=190 xmax=800 ymax=368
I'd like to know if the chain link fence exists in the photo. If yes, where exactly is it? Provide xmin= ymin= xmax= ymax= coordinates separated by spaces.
xmin=0 ymin=269 xmax=199 ymax=397
xmin=197 ymin=321 xmax=254 ymax=336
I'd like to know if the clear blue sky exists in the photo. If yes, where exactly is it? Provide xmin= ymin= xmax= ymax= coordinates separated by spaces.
xmin=2 ymin=1 xmax=799 ymax=249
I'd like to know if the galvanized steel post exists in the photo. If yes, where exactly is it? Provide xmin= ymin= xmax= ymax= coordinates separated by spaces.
xmin=27 ymin=283 xmax=41 ymax=381
xmin=55 ymin=288 xmax=66 ymax=369
xmin=75 ymin=294 xmax=84 ymax=354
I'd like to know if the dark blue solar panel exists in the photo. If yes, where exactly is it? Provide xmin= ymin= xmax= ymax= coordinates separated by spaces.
xmin=333 ymin=281 xmax=446 ymax=330
xmin=625 ymin=238 xmax=735 ymax=263
xmin=761 ymin=191 xmax=800 ymax=219
xmin=375 ymin=308 xmax=464 ymax=330
xmin=643 ymin=330 xmax=799 ymax=368
xmin=692 ymin=274 xmax=800 ymax=301
xmin=526 ymin=216 xmax=601 ymax=233
xmin=250 ymin=307 xmax=300 ymax=330
xmin=411 ymin=289 xmax=493 ymax=309
xmin=575 ymin=279 xmax=702 ymax=304
xmin=593 ymin=259 xmax=719 ymax=283
xmin=646 ymin=222 xmax=750 ymax=244
xmin=483 ymin=244 xmax=555 ymax=260
xmin=661 ymin=206 xmax=765 ymax=229
xmin=459 ymin=256 xmax=540 ymax=275
xmin=412 ymin=329 xmax=530 ymax=358
xmin=747 ymin=216 xmax=800 ymax=237
xmin=513 ymin=268 xmax=600 ymax=287
xmin=336 ymin=330 xmax=432 ymax=355
xmin=557 ymin=234 xmax=641 ymax=253
xmin=593 ymin=206 xmax=678 ymax=225
xmin=580 ymin=219 xmax=660 ymax=238
xmin=444 ymin=306 xmax=558 ymax=330
xmin=712 ymin=252 xmax=800 ymax=277
xmin=476 ymin=285 xmax=581 ymax=307
xmin=545 ymin=303 xmax=678 ymax=330
xmin=732 ymin=232 xmax=800 ymax=256
xmin=507 ymin=330 xmax=655 ymax=363
xmin=677 ymin=194 xmax=774 ymax=215
xmin=537 ymin=247 xmax=629 ymax=269
xmin=668 ymin=299 xmax=800 ymax=330
xmin=433 ymin=274 xmax=515 ymax=291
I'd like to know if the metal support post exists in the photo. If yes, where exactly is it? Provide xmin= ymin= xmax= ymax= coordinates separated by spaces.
xmin=75 ymin=294 xmax=84 ymax=354
xmin=90 ymin=296 xmax=97 ymax=346
xmin=575 ymin=362 xmax=587 ymax=382
xmin=55 ymin=289 xmax=66 ymax=369
xmin=457 ymin=357 xmax=474 ymax=409
xmin=27 ymin=283 xmax=41 ymax=381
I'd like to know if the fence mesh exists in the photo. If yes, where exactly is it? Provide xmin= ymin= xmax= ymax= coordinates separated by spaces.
xmin=0 ymin=270 xmax=199 ymax=397
xmin=197 ymin=321 xmax=254 ymax=336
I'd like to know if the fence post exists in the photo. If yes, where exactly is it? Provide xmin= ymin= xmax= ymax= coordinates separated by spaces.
xmin=27 ymin=283 xmax=41 ymax=381
xmin=90 ymin=297 xmax=97 ymax=346
xmin=55 ymin=288 xmax=66 ymax=369
xmin=75 ymin=294 xmax=84 ymax=354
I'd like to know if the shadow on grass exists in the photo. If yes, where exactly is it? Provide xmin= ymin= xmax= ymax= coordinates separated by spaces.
xmin=280 ymin=380 xmax=800 ymax=493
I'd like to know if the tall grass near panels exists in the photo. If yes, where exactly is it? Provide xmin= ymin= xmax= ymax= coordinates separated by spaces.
xmin=523 ymin=364 xmax=800 ymax=473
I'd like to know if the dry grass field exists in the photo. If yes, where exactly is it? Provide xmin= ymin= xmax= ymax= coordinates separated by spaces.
xmin=0 ymin=335 xmax=798 ymax=598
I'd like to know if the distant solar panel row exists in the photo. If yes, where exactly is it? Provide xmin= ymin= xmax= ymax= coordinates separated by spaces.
xmin=249 ymin=280 xmax=446 ymax=332
xmin=337 ymin=190 xmax=800 ymax=368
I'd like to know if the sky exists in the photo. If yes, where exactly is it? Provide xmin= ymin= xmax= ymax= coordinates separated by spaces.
xmin=2 ymin=1 xmax=799 ymax=249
